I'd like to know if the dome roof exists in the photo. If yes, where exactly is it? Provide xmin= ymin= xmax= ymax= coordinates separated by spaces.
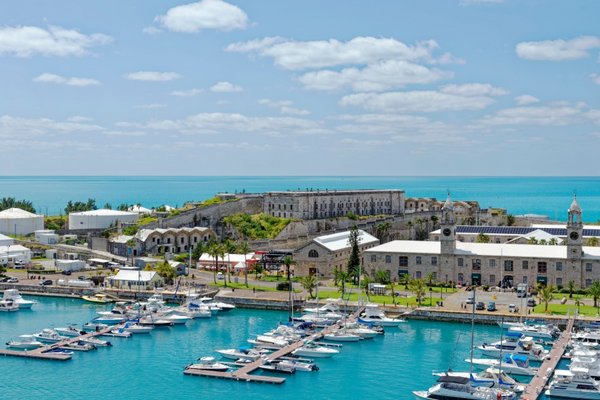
xmin=569 ymin=196 xmax=582 ymax=213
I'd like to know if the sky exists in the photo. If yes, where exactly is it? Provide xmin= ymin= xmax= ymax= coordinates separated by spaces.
xmin=0 ymin=0 xmax=599 ymax=176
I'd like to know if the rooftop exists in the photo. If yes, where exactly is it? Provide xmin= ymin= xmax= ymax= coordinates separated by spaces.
xmin=430 ymin=224 xmax=600 ymax=238
xmin=110 ymin=270 xmax=158 ymax=282
xmin=0 ymin=208 xmax=42 ymax=218
xmin=265 ymin=189 xmax=404 ymax=196
xmin=313 ymin=229 xmax=379 ymax=252
xmin=69 ymin=209 xmax=138 ymax=217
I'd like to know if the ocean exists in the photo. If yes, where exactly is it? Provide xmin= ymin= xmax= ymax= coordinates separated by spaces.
xmin=0 ymin=176 xmax=599 ymax=221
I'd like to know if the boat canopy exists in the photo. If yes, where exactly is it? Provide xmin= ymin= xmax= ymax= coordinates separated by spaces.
xmin=437 ymin=376 xmax=470 ymax=384
xmin=506 ymin=331 xmax=523 ymax=338
xmin=503 ymin=354 xmax=528 ymax=364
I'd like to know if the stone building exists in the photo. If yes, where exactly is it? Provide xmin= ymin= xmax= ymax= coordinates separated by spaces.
xmin=365 ymin=196 xmax=600 ymax=289
xmin=263 ymin=190 xmax=405 ymax=220
xmin=107 ymin=227 xmax=216 ymax=257
xmin=294 ymin=229 xmax=380 ymax=277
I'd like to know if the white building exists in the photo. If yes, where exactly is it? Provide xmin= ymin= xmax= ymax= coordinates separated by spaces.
xmin=108 ymin=270 xmax=163 ymax=290
xmin=35 ymin=229 xmax=59 ymax=245
xmin=0 ymin=244 xmax=32 ymax=265
xmin=0 ymin=208 xmax=44 ymax=236
xmin=0 ymin=233 xmax=14 ymax=247
xmin=55 ymin=259 xmax=86 ymax=272
xmin=68 ymin=209 xmax=138 ymax=230
xmin=128 ymin=205 xmax=152 ymax=214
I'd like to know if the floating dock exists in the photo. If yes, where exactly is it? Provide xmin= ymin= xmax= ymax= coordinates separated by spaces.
xmin=520 ymin=317 xmax=574 ymax=400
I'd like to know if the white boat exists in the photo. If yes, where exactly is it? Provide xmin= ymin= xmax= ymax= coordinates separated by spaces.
xmin=323 ymin=331 xmax=361 ymax=342
xmin=214 ymin=301 xmax=236 ymax=312
xmin=216 ymin=348 xmax=265 ymax=361
xmin=433 ymin=368 xmax=525 ymax=392
xmin=160 ymin=312 xmax=192 ymax=325
xmin=193 ymin=297 xmax=221 ymax=315
xmin=573 ymin=331 xmax=600 ymax=349
xmin=478 ymin=333 xmax=548 ymax=362
xmin=255 ymin=335 xmax=291 ymax=347
xmin=33 ymin=328 xmax=69 ymax=344
xmin=258 ymin=360 xmax=296 ymax=374
xmin=0 ymin=298 xmax=19 ymax=312
xmin=2 ymin=289 xmax=35 ymax=309
xmin=186 ymin=356 xmax=230 ymax=372
xmin=468 ymin=354 xmax=537 ymax=376
xmin=123 ymin=322 xmax=154 ymax=334
xmin=175 ymin=304 xmax=211 ymax=319
xmin=82 ymin=322 xmax=109 ymax=332
xmin=545 ymin=368 xmax=600 ymax=399
xmin=270 ymin=358 xmax=319 ymax=372
xmin=413 ymin=376 xmax=517 ymax=399
xmin=304 ymin=299 xmax=342 ymax=314
xmin=508 ymin=323 xmax=558 ymax=340
xmin=292 ymin=342 xmax=339 ymax=358
xmin=55 ymin=326 xmax=85 ymax=337
xmin=139 ymin=316 xmax=173 ymax=327
xmin=358 ymin=304 xmax=405 ymax=327
xmin=60 ymin=341 xmax=97 ymax=351
xmin=6 ymin=334 xmax=43 ymax=350
xmin=93 ymin=315 xmax=127 ymax=325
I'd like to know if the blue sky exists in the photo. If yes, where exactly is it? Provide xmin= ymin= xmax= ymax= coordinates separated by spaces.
xmin=0 ymin=0 xmax=599 ymax=176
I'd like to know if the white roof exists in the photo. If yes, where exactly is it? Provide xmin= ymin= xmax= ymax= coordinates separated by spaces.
xmin=88 ymin=258 xmax=111 ymax=263
xmin=69 ymin=209 xmax=138 ymax=216
xmin=111 ymin=270 xmax=158 ymax=282
xmin=128 ymin=205 xmax=152 ymax=213
xmin=110 ymin=235 xmax=134 ymax=244
xmin=313 ymin=229 xmax=379 ymax=252
xmin=198 ymin=253 xmax=254 ymax=264
xmin=0 ymin=244 xmax=31 ymax=254
xmin=0 ymin=208 xmax=41 ymax=218
xmin=365 ymin=240 xmax=600 ymax=261
xmin=0 ymin=233 xmax=14 ymax=242
xmin=136 ymin=227 xmax=211 ymax=241
xmin=518 ymin=229 xmax=562 ymax=243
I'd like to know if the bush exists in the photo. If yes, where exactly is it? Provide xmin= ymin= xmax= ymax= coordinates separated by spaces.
xmin=276 ymin=282 xmax=291 ymax=291
xmin=223 ymin=213 xmax=291 ymax=239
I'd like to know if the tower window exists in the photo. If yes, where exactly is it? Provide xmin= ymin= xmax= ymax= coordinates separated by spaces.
xmin=308 ymin=250 xmax=319 ymax=258
xmin=537 ymin=262 xmax=547 ymax=274
xmin=586 ymin=263 xmax=593 ymax=272
xmin=399 ymin=256 xmax=408 ymax=267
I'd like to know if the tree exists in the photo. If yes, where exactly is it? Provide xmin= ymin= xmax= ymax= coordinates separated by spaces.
xmin=588 ymin=281 xmax=600 ymax=311
xmin=527 ymin=237 xmax=538 ymax=245
xmin=375 ymin=222 xmax=391 ymax=243
xmin=567 ymin=280 xmax=576 ymax=299
xmin=361 ymin=274 xmax=372 ymax=302
xmin=537 ymin=284 xmax=554 ymax=313
xmin=191 ymin=241 xmax=206 ymax=262
xmin=426 ymin=272 xmax=435 ymax=287
xmin=375 ymin=270 xmax=390 ymax=284
xmin=587 ymin=237 xmax=600 ymax=247
xmin=336 ymin=270 xmax=350 ymax=296
xmin=65 ymin=198 xmax=97 ymax=214
xmin=281 ymin=255 xmax=296 ymax=320
xmin=506 ymin=214 xmax=515 ymax=226
xmin=207 ymin=240 xmax=224 ymax=284
xmin=574 ymin=296 xmax=583 ymax=314
xmin=223 ymin=239 xmax=237 ymax=284
xmin=103 ymin=203 xmax=112 ymax=210
xmin=300 ymin=274 xmax=317 ymax=299
xmin=0 ymin=197 xmax=36 ymax=213
xmin=237 ymin=242 xmax=251 ymax=287
xmin=476 ymin=233 xmax=490 ymax=243
xmin=548 ymin=238 xmax=559 ymax=246
xmin=408 ymin=278 xmax=427 ymax=306
xmin=398 ymin=272 xmax=410 ymax=289
xmin=346 ymin=225 xmax=361 ymax=284
xmin=538 ymin=239 xmax=547 ymax=245
xmin=156 ymin=261 xmax=176 ymax=285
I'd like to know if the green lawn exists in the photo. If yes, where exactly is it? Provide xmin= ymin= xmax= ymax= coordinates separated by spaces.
xmin=211 ymin=281 xmax=281 ymax=292
xmin=312 ymin=290 xmax=443 ymax=307
xmin=533 ymin=302 xmax=600 ymax=317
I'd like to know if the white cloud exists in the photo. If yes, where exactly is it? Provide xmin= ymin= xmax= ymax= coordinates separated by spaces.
xmin=67 ymin=116 xmax=92 ymax=122
xmin=136 ymin=104 xmax=166 ymax=109
xmin=210 ymin=81 xmax=242 ymax=92
xmin=0 ymin=25 xmax=111 ymax=57
xmin=460 ymin=0 xmax=504 ymax=5
xmin=514 ymin=95 xmax=540 ymax=105
xmin=0 ymin=115 xmax=103 ymax=139
xmin=33 ymin=73 xmax=100 ymax=87
xmin=586 ymin=110 xmax=600 ymax=125
xmin=142 ymin=26 xmax=162 ymax=35
xmin=340 ymin=90 xmax=496 ymax=113
xmin=516 ymin=36 xmax=600 ymax=61
xmin=103 ymin=130 xmax=147 ymax=137
xmin=259 ymin=99 xmax=310 ymax=115
xmin=298 ymin=60 xmax=450 ymax=92
xmin=439 ymin=83 xmax=508 ymax=97
xmin=157 ymin=0 xmax=249 ymax=33
xmin=171 ymin=88 xmax=204 ymax=97
xmin=591 ymin=74 xmax=600 ymax=85
xmin=226 ymin=36 xmax=455 ymax=70
xmin=126 ymin=71 xmax=181 ymax=81
xmin=146 ymin=112 xmax=328 ymax=136
xmin=478 ymin=105 xmax=584 ymax=126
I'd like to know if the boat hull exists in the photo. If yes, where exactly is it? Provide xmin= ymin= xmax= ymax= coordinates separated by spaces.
xmin=545 ymin=389 xmax=600 ymax=399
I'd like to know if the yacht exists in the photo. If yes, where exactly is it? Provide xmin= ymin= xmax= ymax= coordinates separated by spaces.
xmin=545 ymin=368 xmax=600 ymax=399
xmin=358 ymin=304 xmax=405 ymax=327
xmin=508 ymin=323 xmax=559 ymax=340
xmin=82 ymin=322 xmax=109 ymax=332
xmin=213 ymin=301 xmax=236 ymax=312
xmin=433 ymin=368 xmax=525 ymax=392
xmin=292 ymin=342 xmax=340 ymax=358
xmin=55 ymin=326 xmax=85 ymax=337
xmin=92 ymin=314 xmax=127 ymax=325
xmin=478 ymin=333 xmax=548 ymax=361
xmin=323 ymin=331 xmax=361 ymax=342
xmin=215 ymin=348 xmax=265 ymax=361
xmin=6 ymin=335 xmax=43 ymax=350
xmin=2 ymin=289 xmax=35 ymax=309
xmin=186 ymin=356 xmax=230 ymax=372
xmin=81 ymin=293 xmax=114 ymax=304
xmin=0 ymin=298 xmax=19 ymax=312
xmin=123 ymin=322 xmax=154 ymax=334
xmin=303 ymin=299 xmax=342 ymax=314
xmin=468 ymin=354 xmax=537 ymax=376
xmin=413 ymin=376 xmax=517 ymax=399
xmin=33 ymin=328 xmax=69 ymax=344
xmin=572 ymin=331 xmax=600 ymax=349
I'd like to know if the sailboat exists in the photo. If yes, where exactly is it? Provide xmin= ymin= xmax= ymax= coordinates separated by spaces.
xmin=413 ymin=289 xmax=518 ymax=399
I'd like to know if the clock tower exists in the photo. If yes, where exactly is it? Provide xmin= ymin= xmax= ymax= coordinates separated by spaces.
xmin=567 ymin=195 xmax=583 ymax=261
xmin=440 ymin=194 xmax=456 ymax=255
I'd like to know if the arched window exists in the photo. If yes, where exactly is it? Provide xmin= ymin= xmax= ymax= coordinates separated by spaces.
xmin=308 ymin=249 xmax=319 ymax=258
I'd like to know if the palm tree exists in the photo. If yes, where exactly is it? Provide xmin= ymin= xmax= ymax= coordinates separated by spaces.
xmin=588 ymin=281 xmax=600 ymax=313
xmin=567 ymin=280 xmax=576 ymax=299
xmin=587 ymin=237 xmax=600 ymax=247
xmin=548 ymin=238 xmax=559 ymax=246
xmin=408 ymin=278 xmax=427 ymax=306
xmin=574 ymin=296 xmax=583 ymax=314
xmin=476 ymin=233 xmax=490 ymax=243
xmin=527 ymin=237 xmax=538 ymax=245
xmin=237 ymin=242 xmax=251 ymax=287
xmin=537 ymin=284 xmax=554 ymax=313
xmin=223 ymin=239 xmax=237 ymax=284
xmin=538 ymin=239 xmax=547 ymax=245
xmin=336 ymin=270 xmax=350 ymax=296
xmin=281 ymin=255 xmax=296 ymax=320
xmin=361 ymin=274 xmax=372 ymax=302
xmin=375 ymin=270 xmax=390 ymax=284
xmin=300 ymin=274 xmax=317 ymax=299
xmin=426 ymin=272 xmax=435 ymax=287
xmin=207 ymin=240 xmax=224 ymax=284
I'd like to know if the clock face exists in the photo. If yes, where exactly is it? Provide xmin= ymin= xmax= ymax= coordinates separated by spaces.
xmin=442 ymin=228 xmax=452 ymax=237
xmin=570 ymin=231 xmax=580 ymax=240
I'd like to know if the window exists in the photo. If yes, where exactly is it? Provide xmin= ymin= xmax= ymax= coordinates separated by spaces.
xmin=504 ymin=260 xmax=513 ymax=272
xmin=370 ymin=255 xmax=376 ymax=262
xmin=399 ymin=256 xmax=408 ymax=267
xmin=586 ymin=263 xmax=593 ymax=272
xmin=522 ymin=260 xmax=529 ymax=270
xmin=167 ymin=238 xmax=171 ymax=244
xmin=556 ymin=277 xmax=563 ymax=287
xmin=489 ymin=274 xmax=496 ymax=285
xmin=416 ymin=256 xmax=422 ymax=265
xmin=431 ymin=257 xmax=437 ymax=266
xmin=586 ymin=279 xmax=592 ymax=288
xmin=385 ymin=255 xmax=391 ymax=264
xmin=555 ymin=262 xmax=562 ymax=271
xmin=489 ymin=259 xmax=496 ymax=268
xmin=458 ymin=273 xmax=464 ymax=282
xmin=308 ymin=250 xmax=319 ymax=258
xmin=415 ymin=271 xmax=422 ymax=279
xmin=457 ymin=258 xmax=464 ymax=267
xmin=472 ymin=259 xmax=481 ymax=270
xmin=194 ymin=237 xmax=198 ymax=243
xmin=537 ymin=262 xmax=547 ymax=274
xmin=523 ymin=276 xmax=528 ymax=284
xmin=152 ymin=237 xmax=156 ymax=243
xmin=180 ymin=237 xmax=184 ymax=244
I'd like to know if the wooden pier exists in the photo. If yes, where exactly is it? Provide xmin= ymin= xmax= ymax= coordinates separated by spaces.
xmin=0 ymin=326 xmax=113 ymax=361
xmin=520 ymin=317 xmax=574 ymax=400
xmin=184 ymin=307 xmax=366 ymax=384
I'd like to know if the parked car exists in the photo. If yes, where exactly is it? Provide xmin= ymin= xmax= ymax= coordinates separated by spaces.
xmin=508 ymin=304 xmax=518 ymax=313
xmin=487 ymin=301 xmax=496 ymax=311
xmin=61 ymin=270 xmax=72 ymax=275
xmin=6 ymin=277 xmax=19 ymax=283
xmin=466 ymin=295 xmax=475 ymax=304
xmin=0 ymin=277 xmax=8 ymax=282
xmin=39 ymin=279 xmax=53 ymax=286
xmin=475 ymin=301 xmax=485 ymax=310
xmin=217 ymin=272 xmax=224 ymax=280
xmin=527 ymin=299 xmax=537 ymax=307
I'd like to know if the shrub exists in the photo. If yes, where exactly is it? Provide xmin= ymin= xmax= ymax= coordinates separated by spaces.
xmin=276 ymin=282 xmax=291 ymax=291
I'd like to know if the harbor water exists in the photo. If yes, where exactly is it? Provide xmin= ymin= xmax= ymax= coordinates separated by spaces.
xmin=0 ymin=296 xmax=532 ymax=399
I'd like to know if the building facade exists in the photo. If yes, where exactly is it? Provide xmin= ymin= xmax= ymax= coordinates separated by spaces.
xmin=135 ymin=227 xmax=215 ymax=255
xmin=263 ymin=190 xmax=405 ymax=220
xmin=365 ymin=196 xmax=600 ymax=289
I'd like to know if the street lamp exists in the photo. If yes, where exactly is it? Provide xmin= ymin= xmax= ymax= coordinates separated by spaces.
xmin=429 ymin=287 xmax=433 ymax=307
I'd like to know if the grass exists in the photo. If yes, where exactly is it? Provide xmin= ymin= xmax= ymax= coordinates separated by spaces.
xmin=313 ymin=290 xmax=443 ymax=307
xmin=223 ymin=213 xmax=292 ymax=239
xmin=533 ymin=301 xmax=600 ymax=317
xmin=211 ymin=281 xmax=284 ymax=292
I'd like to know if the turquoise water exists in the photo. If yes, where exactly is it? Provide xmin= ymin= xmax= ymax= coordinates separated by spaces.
xmin=0 ymin=296 xmax=519 ymax=399
xmin=1 ymin=176 xmax=600 ymax=221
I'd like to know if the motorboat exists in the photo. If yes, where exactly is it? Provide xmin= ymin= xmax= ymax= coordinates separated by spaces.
xmin=358 ymin=304 xmax=405 ymax=327
xmin=146 ymin=293 xmax=166 ymax=306
xmin=468 ymin=354 xmax=537 ymax=376
xmin=33 ymin=328 xmax=69 ymax=344
xmin=413 ymin=376 xmax=517 ymax=399
xmin=293 ymin=314 xmax=337 ymax=326
xmin=176 ymin=304 xmax=212 ymax=319
xmin=215 ymin=348 xmax=265 ymax=361
xmin=545 ymin=368 xmax=600 ymax=399
xmin=6 ymin=335 xmax=43 ymax=350
xmin=82 ymin=322 xmax=109 ymax=332
xmin=572 ymin=331 xmax=600 ymax=349
xmin=478 ymin=333 xmax=548 ymax=361
xmin=55 ymin=326 xmax=85 ymax=337
xmin=0 ymin=298 xmax=19 ymax=312
xmin=81 ymin=336 xmax=111 ymax=347
xmin=123 ymin=322 xmax=154 ymax=334
xmin=432 ymin=368 xmax=525 ymax=392
xmin=2 ymin=289 xmax=35 ymax=309
xmin=192 ymin=297 xmax=221 ymax=315
xmin=508 ymin=323 xmax=559 ymax=340
xmin=304 ymin=299 xmax=342 ymax=314
xmin=323 ymin=331 xmax=361 ymax=342
xmin=258 ymin=360 xmax=296 ymax=374
xmin=101 ymin=327 xmax=132 ymax=338
xmin=255 ymin=335 xmax=292 ymax=348
xmin=186 ymin=356 xmax=230 ymax=372
xmin=59 ymin=340 xmax=97 ymax=351
xmin=273 ymin=358 xmax=319 ymax=372
xmin=81 ymin=293 xmax=114 ymax=304
xmin=92 ymin=315 xmax=127 ymax=325
xmin=213 ymin=301 xmax=236 ymax=312
xmin=292 ymin=342 xmax=340 ymax=358
xmin=343 ymin=323 xmax=381 ymax=339
xmin=159 ymin=311 xmax=192 ymax=325
xmin=138 ymin=316 xmax=173 ymax=327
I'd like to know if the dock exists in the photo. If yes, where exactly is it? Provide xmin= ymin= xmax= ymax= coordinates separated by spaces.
xmin=0 ymin=326 xmax=113 ymax=361
xmin=520 ymin=317 xmax=574 ymax=400
xmin=184 ymin=307 xmax=366 ymax=384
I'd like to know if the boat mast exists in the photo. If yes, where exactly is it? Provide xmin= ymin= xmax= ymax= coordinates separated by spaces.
xmin=469 ymin=287 xmax=475 ymax=379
